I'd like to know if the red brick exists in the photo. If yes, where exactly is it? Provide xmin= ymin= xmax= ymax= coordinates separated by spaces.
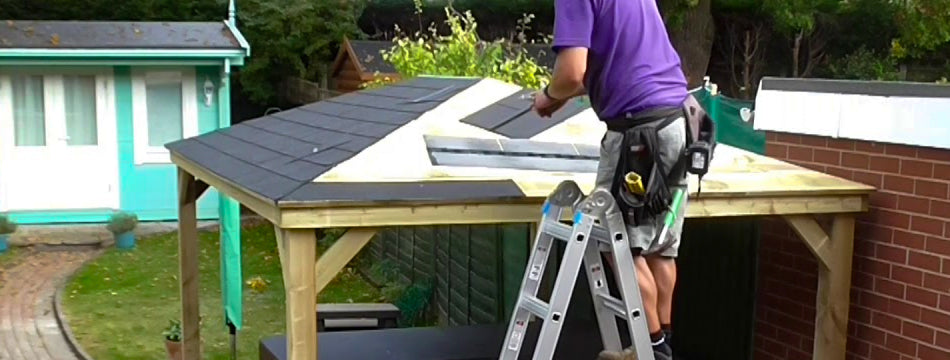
xmin=916 ymin=179 xmax=949 ymax=199
xmin=875 ymin=277 xmax=906 ymax=298
xmin=788 ymin=145 xmax=814 ymax=162
xmin=801 ymin=162 xmax=827 ymax=173
xmin=912 ymin=216 xmax=945 ymax=236
xmin=937 ymin=331 xmax=950 ymax=348
xmin=902 ymin=320 xmax=935 ymax=343
xmin=932 ymin=200 xmax=950 ymax=217
xmin=873 ymin=208 xmax=911 ymax=229
xmin=908 ymin=251 xmax=942 ymax=273
xmin=848 ymin=338 xmax=872 ymax=358
xmin=828 ymin=166 xmax=855 ymax=180
xmin=853 ymin=270 xmax=875 ymax=290
xmin=767 ymin=143 xmax=789 ymax=159
xmin=829 ymin=138 xmax=856 ymax=151
xmin=869 ymin=191 xmax=899 ymax=208
xmin=893 ymin=265 xmax=925 ymax=286
xmin=766 ymin=132 xmax=778 ymax=141
xmin=893 ymin=230 xmax=926 ymax=248
xmin=813 ymin=148 xmax=840 ymax=165
xmin=870 ymin=155 xmax=900 ymax=172
xmin=924 ymin=273 xmax=950 ymax=293
xmin=885 ymin=144 xmax=918 ymax=158
xmin=870 ymin=344 xmax=902 ymax=360
xmin=844 ymin=153 xmax=871 ymax=169
xmin=899 ymin=195 xmax=931 ymax=214
xmin=945 ymin=258 xmax=950 ymax=275
xmin=877 ymin=243 xmax=908 ymax=264
xmin=917 ymin=344 xmax=949 ymax=360
xmin=890 ymin=299 xmax=923 ymax=321
xmin=942 ymin=295 xmax=950 ymax=312
xmin=921 ymin=308 xmax=950 ymax=330
xmin=906 ymin=285 xmax=939 ymax=308
xmin=776 ymin=132 xmax=802 ymax=144
xmin=925 ymin=237 xmax=950 ymax=257
xmin=860 ymin=222 xmax=894 ymax=243
xmin=801 ymin=135 xmax=828 ymax=147
xmin=873 ymin=310 xmax=903 ymax=330
xmin=917 ymin=147 xmax=950 ymax=163
xmin=884 ymin=175 xmax=916 ymax=193
xmin=901 ymin=159 xmax=934 ymax=177
xmin=862 ymin=258 xmax=892 ymax=277
xmin=935 ymin=164 xmax=950 ymax=182
xmin=853 ymin=171 xmax=883 ymax=187
xmin=856 ymin=141 xmax=885 ymax=154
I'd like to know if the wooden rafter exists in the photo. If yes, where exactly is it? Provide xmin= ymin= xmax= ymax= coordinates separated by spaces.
xmin=314 ymin=228 xmax=379 ymax=295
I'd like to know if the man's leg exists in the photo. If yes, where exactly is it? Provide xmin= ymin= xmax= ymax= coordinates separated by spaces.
xmin=646 ymin=255 xmax=676 ymax=333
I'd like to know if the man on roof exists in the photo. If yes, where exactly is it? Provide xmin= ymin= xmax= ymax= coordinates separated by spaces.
xmin=532 ymin=0 xmax=692 ymax=359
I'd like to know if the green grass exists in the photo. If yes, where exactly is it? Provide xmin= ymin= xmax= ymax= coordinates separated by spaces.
xmin=62 ymin=223 xmax=381 ymax=360
xmin=0 ymin=246 xmax=24 ymax=269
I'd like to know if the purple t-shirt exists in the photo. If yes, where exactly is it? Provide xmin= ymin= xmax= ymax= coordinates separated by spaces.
xmin=552 ymin=0 xmax=689 ymax=120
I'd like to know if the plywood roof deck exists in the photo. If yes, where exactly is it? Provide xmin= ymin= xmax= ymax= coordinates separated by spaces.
xmin=170 ymin=76 xmax=875 ymax=360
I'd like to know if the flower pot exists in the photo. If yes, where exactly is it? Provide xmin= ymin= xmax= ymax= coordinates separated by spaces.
xmin=115 ymin=231 xmax=135 ymax=250
xmin=164 ymin=339 xmax=182 ymax=360
xmin=0 ymin=234 xmax=8 ymax=253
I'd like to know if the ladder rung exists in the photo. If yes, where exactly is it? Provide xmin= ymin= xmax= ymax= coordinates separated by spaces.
xmin=596 ymin=293 xmax=627 ymax=318
xmin=520 ymin=295 xmax=550 ymax=318
xmin=541 ymin=220 xmax=613 ymax=244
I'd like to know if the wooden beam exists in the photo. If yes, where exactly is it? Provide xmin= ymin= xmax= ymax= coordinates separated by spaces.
xmin=278 ymin=194 xmax=868 ymax=228
xmin=177 ymin=168 xmax=201 ymax=360
xmin=195 ymin=179 xmax=210 ymax=199
xmin=275 ymin=228 xmax=318 ymax=360
xmin=812 ymin=214 xmax=855 ymax=360
xmin=314 ymin=228 xmax=378 ymax=295
xmin=172 ymin=153 xmax=281 ymax=224
xmin=784 ymin=215 xmax=832 ymax=268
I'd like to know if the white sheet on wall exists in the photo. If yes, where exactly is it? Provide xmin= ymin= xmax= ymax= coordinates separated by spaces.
xmin=755 ymin=89 xmax=950 ymax=150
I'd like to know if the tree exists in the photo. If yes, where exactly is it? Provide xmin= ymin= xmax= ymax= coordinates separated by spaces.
xmin=660 ymin=0 xmax=717 ymax=88
xmin=237 ymin=0 xmax=366 ymax=104
xmin=762 ymin=0 xmax=843 ymax=78
xmin=373 ymin=6 xmax=551 ymax=90
xmin=891 ymin=0 xmax=950 ymax=59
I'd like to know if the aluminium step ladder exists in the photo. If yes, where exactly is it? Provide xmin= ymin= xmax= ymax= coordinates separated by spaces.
xmin=500 ymin=180 xmax=654 ymax=360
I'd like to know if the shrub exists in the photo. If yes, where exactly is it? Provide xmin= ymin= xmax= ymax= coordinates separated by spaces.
xmin=828 ymin=46 xmax=902 ymax=81
xmin=163 ymin=319 xmax=182 ymax=342
xmin=368 ymin=6 xmax=551 ymax=89
xmin=107 ymin=212 xmax=139 ymax=235
xmin=0 ymin=214 xmax=17 ymax=235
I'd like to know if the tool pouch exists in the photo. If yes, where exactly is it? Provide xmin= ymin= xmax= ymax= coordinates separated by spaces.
xmin=607 ymin=112 xmax=680 ymax=227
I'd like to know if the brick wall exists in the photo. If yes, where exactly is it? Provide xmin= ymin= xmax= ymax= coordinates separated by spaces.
xmin=756 ymin=132 xmax=950 ymax=360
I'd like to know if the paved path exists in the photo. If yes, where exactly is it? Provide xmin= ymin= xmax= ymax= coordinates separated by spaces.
xmin=0 ymin=248 xmax=99 ymax=360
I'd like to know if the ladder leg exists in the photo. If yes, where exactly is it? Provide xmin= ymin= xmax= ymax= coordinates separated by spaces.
xmin=531 ymin=212 xmax=595 ymax=360
xmin=582 ymin=237 xmax=623 ymax=352
xmin=597 ymin=190 xmax=655 ymax=360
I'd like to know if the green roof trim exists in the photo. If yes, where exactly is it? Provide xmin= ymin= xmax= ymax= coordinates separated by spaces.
xmin=226 ymin=20 xmax=251 ymax=57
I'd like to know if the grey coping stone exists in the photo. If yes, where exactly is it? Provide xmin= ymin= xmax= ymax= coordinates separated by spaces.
xmin=429 ymin=152 xmax=598 ymax=173
xmin=759 ymin=76 xmax=950 ymax=98
xmin=0 ymin=20 xmax=242 ymax=49
xmin=280 ymin=180 xmax=525 ymax=205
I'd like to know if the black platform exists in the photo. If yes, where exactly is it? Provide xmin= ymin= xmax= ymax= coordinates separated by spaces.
xmin=260 ymin=320 xmax=614 ymax=360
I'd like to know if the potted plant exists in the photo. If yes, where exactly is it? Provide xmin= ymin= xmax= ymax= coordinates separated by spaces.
xmin=163 ymin=319 xmax=182 ymax=360
xmin=0 ymin=213 xmax=17 ymax=253
xmin=107 ymin=211 xmax=138 ymax=250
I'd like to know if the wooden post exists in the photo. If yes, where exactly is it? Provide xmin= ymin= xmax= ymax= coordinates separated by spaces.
xmin=812 ymin=214 xmax=855 ymax=360
xmin=276 ymin=228 xmax=318 ymax=360
xmin=178 ymin=169 xmax=202 ymax=360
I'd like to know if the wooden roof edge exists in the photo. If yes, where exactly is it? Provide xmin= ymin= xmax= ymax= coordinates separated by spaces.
xmin=330 ymin=36 xmax=365 ymax=77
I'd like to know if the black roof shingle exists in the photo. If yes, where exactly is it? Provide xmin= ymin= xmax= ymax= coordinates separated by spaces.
xmin=166 ymin=77 xmax=483 ymax=205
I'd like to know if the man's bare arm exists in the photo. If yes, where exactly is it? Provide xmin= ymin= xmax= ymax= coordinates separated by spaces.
xmin=545 ymin=47 xmax=588 ymax=100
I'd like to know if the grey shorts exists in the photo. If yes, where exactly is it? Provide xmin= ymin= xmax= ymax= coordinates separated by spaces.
xmin=595 ymin=115 xmax=688 ymax=258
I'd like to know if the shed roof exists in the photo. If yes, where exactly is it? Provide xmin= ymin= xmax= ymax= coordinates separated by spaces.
xmin=169 ymin=76 xmax=873 ymax=210
xmin=0 ymin=20 xmax=245 ymax=51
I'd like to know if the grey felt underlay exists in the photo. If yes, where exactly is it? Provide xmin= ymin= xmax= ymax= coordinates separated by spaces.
xmin=0 ymin=20 xmax=242 ymax=49
xmin=759 ymin=76 xmax=950 ymax=98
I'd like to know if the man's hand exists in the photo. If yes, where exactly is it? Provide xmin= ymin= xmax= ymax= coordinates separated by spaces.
xmin=532 ymin=91 xmax=567 ymax=118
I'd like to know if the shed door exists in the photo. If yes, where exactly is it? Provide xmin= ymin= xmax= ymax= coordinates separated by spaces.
xmin=0 ymin=70 xmax=119 ymax=212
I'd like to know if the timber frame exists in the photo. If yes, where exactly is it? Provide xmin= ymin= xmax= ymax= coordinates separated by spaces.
xmin=173 ymin=152 xmax=873 ymax=360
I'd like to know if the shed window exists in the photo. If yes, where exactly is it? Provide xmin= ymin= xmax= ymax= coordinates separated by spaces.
xmin=132 ymin=69 xmax=197 ymax=164
xmin=11 ymin=75 xmax=46 ymax=146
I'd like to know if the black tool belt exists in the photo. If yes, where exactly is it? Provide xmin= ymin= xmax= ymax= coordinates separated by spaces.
xmin=603 ymin=106 xmax=685 ymax=227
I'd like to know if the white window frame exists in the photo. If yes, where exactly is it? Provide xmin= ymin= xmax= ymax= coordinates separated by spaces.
xmin=131 ymin=68 xmax=198 ymax=165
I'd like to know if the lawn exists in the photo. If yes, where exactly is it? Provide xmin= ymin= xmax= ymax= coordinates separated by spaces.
xmin=0 ymin=246 xmax=23 ymax=269
xmin=62 ymin=222 xmax=381 ymax=360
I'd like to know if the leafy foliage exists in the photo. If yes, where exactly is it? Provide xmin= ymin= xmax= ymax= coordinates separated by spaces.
xmin=892 ymin=0 xmax=950 ymax=59
xmin=106 ymin=212 xmax=138 ymax=235
xmin=162 ymin=320 xmax=182 ymax=342
xmin=828 ymin=46 xmax=901 ymax=81
xmin=0 ymin=214 xmax=17 ymax=235
xmin=237 ymin=0 xmax=366 ymax=104
xmin=370 ymin=6 xmax=551 ymax=89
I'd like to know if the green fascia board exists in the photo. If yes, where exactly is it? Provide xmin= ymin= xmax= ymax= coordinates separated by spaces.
xmin=0 ymin=58 xmax=244 ymax=66
xmin=226 ymin=20 xmax=251 ymax=57
xmin=0 ymin=49 xmax=246 ymax=65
